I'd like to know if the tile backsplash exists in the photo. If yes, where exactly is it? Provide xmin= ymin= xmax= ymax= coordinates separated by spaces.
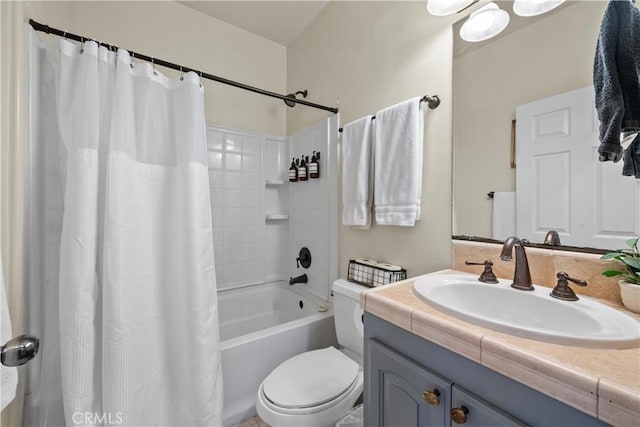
xmin=452 ymin=240 xmax=624 ymax=304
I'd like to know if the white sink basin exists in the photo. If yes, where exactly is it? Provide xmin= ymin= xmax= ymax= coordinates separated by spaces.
xmin=412 ymin=274 xmax=640 ymax=348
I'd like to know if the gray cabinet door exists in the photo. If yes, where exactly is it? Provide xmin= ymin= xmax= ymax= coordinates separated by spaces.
xmin=365 ymin=313 xmax=607 ymax=427
xmin=451 ymin=385 xmax=528 ymax=427
xmin=368 ymin=338 xmax=451 ymax=427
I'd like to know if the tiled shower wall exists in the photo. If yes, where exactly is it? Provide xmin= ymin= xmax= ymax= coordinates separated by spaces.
xmin=289 ymin=117 xmax=339 ymax=301
xmin=207 ymin=117 xmax=337 ymax=297
xmin=265 ymin=137 xmax=289 ymax=282
xmin=207 ymin=127 xmax=266 ymax=288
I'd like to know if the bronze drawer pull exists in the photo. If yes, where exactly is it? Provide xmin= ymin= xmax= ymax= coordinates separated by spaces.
xmin=451 ymin=405 xmax=469 ymax=424
xmin=422 ymin=389 xmax=440 ymax=406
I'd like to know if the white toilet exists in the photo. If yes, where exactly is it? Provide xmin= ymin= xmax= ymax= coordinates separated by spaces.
xmin=255 ymin=279 xmax=365 ymax=427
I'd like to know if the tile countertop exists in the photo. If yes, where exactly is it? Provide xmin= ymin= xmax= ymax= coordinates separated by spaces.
xmin=359 ymin=269 xmax=640 ymax=427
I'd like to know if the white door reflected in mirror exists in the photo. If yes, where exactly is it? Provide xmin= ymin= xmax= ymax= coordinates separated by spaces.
xmin=516 ymin=86 xmax=640 ymax=249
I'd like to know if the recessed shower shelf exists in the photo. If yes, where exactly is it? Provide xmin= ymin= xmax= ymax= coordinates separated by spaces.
xmin=265 ymin=179 xmax=285 ymax=186
xmin=265 ymin=214 xmax=289 ymax=221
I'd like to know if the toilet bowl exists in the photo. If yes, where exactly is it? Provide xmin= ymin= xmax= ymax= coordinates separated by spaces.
xmin=255 ymin=279 xmax=366 ymax=427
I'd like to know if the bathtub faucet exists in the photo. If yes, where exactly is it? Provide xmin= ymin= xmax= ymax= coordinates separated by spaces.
xmin=289 ymin=274 xmax=308 ymax=286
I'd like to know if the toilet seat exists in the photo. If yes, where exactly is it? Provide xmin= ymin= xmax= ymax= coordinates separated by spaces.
xmin=262 ymin=347 xmax=359 ymax=410
xmin=259 ymin=369 xmax=362 ymax=417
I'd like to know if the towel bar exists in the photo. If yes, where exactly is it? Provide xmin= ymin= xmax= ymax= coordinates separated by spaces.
xmin=338 ymin=95 xmax=440 ymax=133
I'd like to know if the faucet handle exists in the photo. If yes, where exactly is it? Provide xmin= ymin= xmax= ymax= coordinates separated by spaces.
xmin=550 ymin=271 xmax=587 ymax=301
xmin=561 ymin=272 xmax=587 ymax=287
xmin=296 ymin=247 xmax=312 ymax=269
xmin=465 ymin=260 xmax=499 ymax=284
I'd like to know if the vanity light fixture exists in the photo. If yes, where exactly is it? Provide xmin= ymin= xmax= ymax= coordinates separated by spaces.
xmin=459 ymin=2 xmax=510 ymax=43
xmin=426 ymin=0 xmax=478 ymax=16
xmin=513 ymin=0 xmax=566 ymax=17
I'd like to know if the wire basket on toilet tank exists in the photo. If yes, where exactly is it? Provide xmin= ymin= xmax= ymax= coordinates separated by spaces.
xmin=347 ymin=259 xmax=407 ymax=288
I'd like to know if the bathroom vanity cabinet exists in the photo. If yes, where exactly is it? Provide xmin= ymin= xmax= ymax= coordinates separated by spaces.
xmin=364 ymin=313 xmax=606 ymax=427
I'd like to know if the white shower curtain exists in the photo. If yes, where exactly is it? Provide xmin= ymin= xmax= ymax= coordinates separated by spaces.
xmin=25 ymin=29 xmax=222 ymax=426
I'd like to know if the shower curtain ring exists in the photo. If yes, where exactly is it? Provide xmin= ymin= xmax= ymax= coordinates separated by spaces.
xmin=198 ymin=71 xmax=203 ymax=88
xmin=180 ymin=66 xmax=184 ymax=81
xmin=130 ymin=51 xmax=134 ymax=69
xmin=79 ymin=36 xmax=84 ymax=54
xmin=152 ymin=57 xmax=158 ymax=76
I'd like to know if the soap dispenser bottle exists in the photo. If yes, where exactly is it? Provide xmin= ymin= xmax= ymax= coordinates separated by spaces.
xmin=289 ymin=158 xmax=298 ymax=182
xmin=309 ymin=151 xmax=320 ymax=179
xmin=298 ymin=156 xmax=308 ymax=181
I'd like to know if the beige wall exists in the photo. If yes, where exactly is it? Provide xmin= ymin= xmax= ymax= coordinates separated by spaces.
xmin=287 ymin=1 xmax=455 ymax=278
xmin=73 ymin=1 xmax=287 ymax=135
xmin=453 ymin=1 xmax=606 ymax=237
xmin=29 ymin=1 xmax=76 ymax=28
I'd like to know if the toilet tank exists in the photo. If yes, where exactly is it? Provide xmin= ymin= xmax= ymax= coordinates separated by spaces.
xmin=332 ymin=279 xmax=366 ymax=359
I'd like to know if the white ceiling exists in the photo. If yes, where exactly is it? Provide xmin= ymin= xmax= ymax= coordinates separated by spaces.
xmin=179 ymin=1 xmax=576 ymax=51
xmin=179 ymin=1 xmax=330 ymax=46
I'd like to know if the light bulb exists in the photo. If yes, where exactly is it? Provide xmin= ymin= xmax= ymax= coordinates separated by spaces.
xmin=513 ymin=0 xmax=566 ymax=17
xmin=460 ymin=2 xmax=510 ymax=43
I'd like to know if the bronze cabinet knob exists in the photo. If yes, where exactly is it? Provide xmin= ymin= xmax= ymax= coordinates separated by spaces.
xmin=422 ymin=389 xmax=440 ymax=406
xmin=450 ymin=406 xmax=469 ymax=424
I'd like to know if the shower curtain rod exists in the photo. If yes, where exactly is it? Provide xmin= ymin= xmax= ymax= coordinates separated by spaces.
xmin=337 ymin=95 xmax=440 ymax=133
xmin=28 ymin=19 xmax=339 ymax=114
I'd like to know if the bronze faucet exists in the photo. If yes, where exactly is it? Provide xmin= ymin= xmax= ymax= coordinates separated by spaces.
xmin=543 ymin=230 xmax=561 ymax=246
xmin=500 ymin=237 xmax=534 ymax=291
xmin=289 ymin=273 xmax=308 ymax=286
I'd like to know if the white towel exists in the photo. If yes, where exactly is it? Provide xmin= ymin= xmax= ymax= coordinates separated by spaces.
xmin=374 ymin=97 xmax=424 ymax=226
xmin=1 ymin=254 xmax=17 ymax=411
xmin=342 ymin=115 xmax=375 ymax=228
xmin=492 ymin=192 xmax=516 ymax=240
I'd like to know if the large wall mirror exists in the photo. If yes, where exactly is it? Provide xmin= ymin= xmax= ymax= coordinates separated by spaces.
xmin=452 ymin=0 xmax=640 ymax=253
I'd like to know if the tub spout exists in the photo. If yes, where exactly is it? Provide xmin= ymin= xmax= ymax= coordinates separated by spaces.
xmin=289 ymin=274 xmax=308 ymax=286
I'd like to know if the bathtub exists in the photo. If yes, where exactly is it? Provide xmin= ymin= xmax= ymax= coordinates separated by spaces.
xmin=219 ymin=282 xmax=337 ymax=426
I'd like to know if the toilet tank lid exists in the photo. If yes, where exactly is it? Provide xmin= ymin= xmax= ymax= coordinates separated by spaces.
xmin=332 ymin=279 xmax=368 ymax=300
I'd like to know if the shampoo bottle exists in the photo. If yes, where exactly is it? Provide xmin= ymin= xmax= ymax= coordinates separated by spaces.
xmin=298 ymin=156 xmax=308 ymax=181
xmin=289 ymin=158 xmax=298 ymax=182
xmin=309 ymin=151 xmax=320 ymax=179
